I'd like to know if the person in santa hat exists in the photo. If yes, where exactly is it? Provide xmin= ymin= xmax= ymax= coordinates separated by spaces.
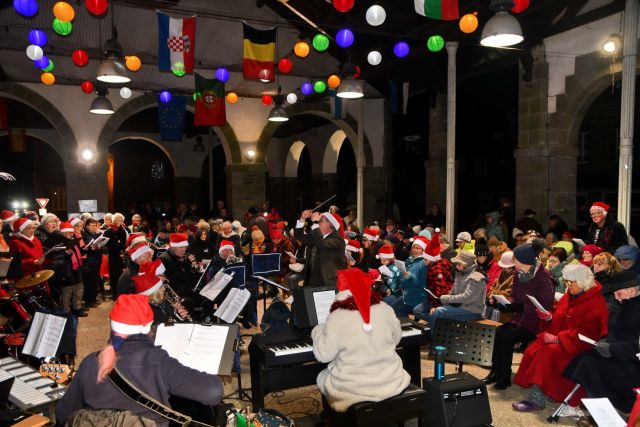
xmin=9 ymin=217 xmax=45 ymax=276
xmin=55 ymin=294 xmax=223 ymax=425
xmin=361 ymin=227 xmax=384 ymax=270
xmin=375 ymin=244 xmax=403 ymax=304
xmin=116 ymin=242 xmax=154 ymax=296
xmin=159 ymin=233 xmax=199 ymax=306
xmin=312 ymin=268 xmax=410 ymax=413
xmin=295 ymin=209 xmax=346 ymax=288
xmin=1 ymin=210 xmax=18 ymax=242
xmin=388 ymin=236 xmax=428 ymax=318
xmin=586 ymin=201 xmax=628 ymax=253
xmin=103 ymin=213 xmax=128 ymax=299
xmin=131 ymin=270 xmax=187 ymax=328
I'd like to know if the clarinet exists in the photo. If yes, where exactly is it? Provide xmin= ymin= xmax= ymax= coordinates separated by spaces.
xmin=163 ymin=283 xmax=193 ymax=322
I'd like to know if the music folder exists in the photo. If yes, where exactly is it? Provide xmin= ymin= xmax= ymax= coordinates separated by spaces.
xmin=22 ymin=312 xmax=67 ymax=358
xmin=251 ymin=253 xmax=281 ymax=275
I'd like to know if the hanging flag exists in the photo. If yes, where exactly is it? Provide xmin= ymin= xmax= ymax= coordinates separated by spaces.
xmin=0 ymin=98 xmax=7 ymax=130
xmin=157 ymin=94 xmax=187 ymax=141
xmin=157 ymin=11 xmax=196 ymax=74
xmin=329 ymin=90 xmax=347 ymax=120
xmin=389 ymin=81 xmax=410 ymax=115
xmin=194 ymin=73 xmax=226 ymax=126
xmin=242 ymin=22 xmax=276 ymax=81
xmin=414 ymin=0 xmax=459 ymax=20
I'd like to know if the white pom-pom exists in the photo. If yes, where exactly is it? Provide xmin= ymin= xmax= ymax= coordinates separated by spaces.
xmin=362 ymin=323 xmax=372 ymax=332
xmin=409 ymin=237 xmax=415 ymax=242
xmin=435 ymin=228 xmax=440 ymax=233
xmin=375 ymin=255 xmax=380 ymax=259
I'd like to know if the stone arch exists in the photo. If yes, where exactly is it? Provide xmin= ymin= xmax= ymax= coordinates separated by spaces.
xmin=0 ymin=82 xmax=75 ymax=161
xmin=322 ymin=130 xmax=347 ymax=174
xmin=110 ymin=136 xmax=177 ymax=174
xmin=284 ymin=140 xmax=308 ymax=178
xmin=255 ymin=102 xmax=373 ymax=166
xmin=96 ymin=92 xmax=242 ymax=165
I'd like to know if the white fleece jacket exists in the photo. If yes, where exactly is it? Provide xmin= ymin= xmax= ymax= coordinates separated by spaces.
xmin=311 ymin=299 xmax=410 ymax=412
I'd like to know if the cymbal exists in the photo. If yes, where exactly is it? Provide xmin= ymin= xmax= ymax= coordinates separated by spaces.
xmin=16 ymin=270 xmax=54 ymax=289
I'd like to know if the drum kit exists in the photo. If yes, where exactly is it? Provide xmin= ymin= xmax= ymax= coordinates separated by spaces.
xmin=1 ymin=269 xmax=56 ymax=332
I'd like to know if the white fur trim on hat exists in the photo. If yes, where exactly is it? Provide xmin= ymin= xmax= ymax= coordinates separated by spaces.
xmin=139 ymin=278 xmax=163 ymax=296
xmin=4 ymin=212 xmax=18 ymax=223
xmin=322 ymin=212 xmax=340 ymax=231
xmin=110 ymin=319 xmax=153 ymax=335
xmin=70 ymin=218 xmax=81 ymax=226
xmin=412 ymin=239 xmax=427 ymax=250
xmin=219 ymin=244 xmax=234 ymax=254
xmin=170 ymin=240 xmax=189 ymax=248
xmin=60 ymin=226 xmax=74 ymax=233
xmin=131 ymin=244 xmax=153 ymax=261
xmin=376 ymin=252 xmax=395 ymax=259
xmin=19 ymin=219 xmax=34 ymax=232
xmin=346 ymin=244 xmax=359 ymax=252
xmin=424 ymin=253 xmax=441 ymax=262
xmin=363 ymin=232 xmax=378 ymax=241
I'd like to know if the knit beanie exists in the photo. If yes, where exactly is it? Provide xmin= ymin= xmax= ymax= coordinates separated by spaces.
xmin=513 ymin=239 xmax=545 ymax=265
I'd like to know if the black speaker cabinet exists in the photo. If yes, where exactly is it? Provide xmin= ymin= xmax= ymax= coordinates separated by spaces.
xmin=423 ymin=372 xmax=492 ymax=427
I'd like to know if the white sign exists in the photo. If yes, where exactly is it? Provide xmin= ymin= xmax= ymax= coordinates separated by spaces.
xmin=38 ymin=208 xmax=47 ymax=216
xmin=78 ymin=200 xmax=97 ymax=213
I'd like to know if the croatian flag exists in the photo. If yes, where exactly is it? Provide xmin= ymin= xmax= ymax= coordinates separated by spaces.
xmin=157 ymin=12 xmax=196 ymax=73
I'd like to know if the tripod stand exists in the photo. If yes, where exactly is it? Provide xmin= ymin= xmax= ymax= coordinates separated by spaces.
xmin=223 ymin=331 xmax=252 ymax=402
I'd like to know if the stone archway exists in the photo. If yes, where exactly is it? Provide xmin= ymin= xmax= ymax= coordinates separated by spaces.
xmin=322 ymin=130 xmax=347 ymax=174
xmin=111 ymin=135 xmax=178 ymax=174
xmin=284 ymin=141 xmax=308 ymax=178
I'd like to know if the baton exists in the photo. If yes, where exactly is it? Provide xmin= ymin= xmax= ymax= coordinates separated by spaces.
xmin=311 ymin=194 xmax=337 ymax=212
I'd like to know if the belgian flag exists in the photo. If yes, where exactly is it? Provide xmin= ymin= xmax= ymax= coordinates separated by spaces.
xmin=243 ymin=22 xmax=276 ymax=81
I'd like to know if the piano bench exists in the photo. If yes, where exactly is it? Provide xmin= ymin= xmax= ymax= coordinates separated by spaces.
xmin=334 ymin=384 xmax=427 ymax=427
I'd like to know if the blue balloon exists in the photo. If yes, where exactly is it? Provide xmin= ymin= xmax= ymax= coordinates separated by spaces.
xmin=336 ymin=29 xmax=354 ymax=48
xmin=159 ymin=90 xmax=172 ymax=103
xmin=28 ymin=29 xmax=47 ymax=47
xmin=33 ymin=55 xmax=49 ymax=69
xmin=215 ymin=67 xmax=229 ymax=83
xmin=301 ymin=82 xmax=313 ymax=96
xmin=14 ymin=0 xmax=38 ymax=17
xmin=393 ymin=41 xmax=410 ymax=58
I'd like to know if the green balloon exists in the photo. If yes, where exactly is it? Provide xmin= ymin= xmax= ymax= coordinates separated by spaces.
xmin=312 ymin=34 xmax=330 ymax=52
xmin=313 ymin=80 xmax=327 ymax=94
xmin=427 ymin=35 xmax=445 ymax=52
xmin=172 ymin=61 xmax=185 ymax=77
xmin=53 ymin=18 xmax=72 ymax=36
xmin=41 ymin=58 xmax=54 ymax=72
xmin=192 ymin=92 xmax=201 ymax=101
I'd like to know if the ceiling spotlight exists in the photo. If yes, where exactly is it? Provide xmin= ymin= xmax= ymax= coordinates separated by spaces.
xmin=602 ymin=34 xmax=622 ymax=54
xmin=81 ymin=148 xmax=94 ymax=161
xmin=481 ymin=0 xmax=523 ymax=48
xmin=90 ymin=83 xmax=114 ymax=114
xmin=268 ymin=105 xmax=289 ymax=122
xmin=337 ymin=62 xmax=364 ymax=99
xmin=97 ymin=56 xmax=130 ymax=83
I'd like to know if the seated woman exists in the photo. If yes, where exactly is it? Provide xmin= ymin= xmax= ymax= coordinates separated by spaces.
xmin=485 ymin=251 xmax=516 ymax=323
xmin=375 ymin=244 xmax=403 ymax=304
xmin=563 ymin=270 xmax=640 ymax=414
xmin=389 ymin=237 xmax=428 ymax=317
xmin=592 ymin=252 xmax=623 ymax=330
xmin=546 ymin=247 xmax=568 ymax=292
xmin=55 ymin=294 xmax=223 ymax=426
xmin=312 ymin=268 xmax=410 ymax=413
xmin=512 ymin=264 xmax=608 ymax=412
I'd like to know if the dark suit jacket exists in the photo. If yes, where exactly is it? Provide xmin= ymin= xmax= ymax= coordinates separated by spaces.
xmin=294 ymin=226 xmax=346 ymax=288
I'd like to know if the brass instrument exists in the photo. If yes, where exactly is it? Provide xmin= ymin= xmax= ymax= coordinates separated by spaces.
xmin=163 ymin=283 xmax=193 ymax=322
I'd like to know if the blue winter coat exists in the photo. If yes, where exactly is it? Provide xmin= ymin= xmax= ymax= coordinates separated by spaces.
xmin=399 ymin=256 xmax=427 ymax=306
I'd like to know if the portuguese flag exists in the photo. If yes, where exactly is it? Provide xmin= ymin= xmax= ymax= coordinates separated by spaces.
xmin=194 ymin=73 xmax=226 ymax=126
xmin=242 ymin=22 xmax=276 ymax=81
xmin=414 ymin=0 xmax=459 ymax=21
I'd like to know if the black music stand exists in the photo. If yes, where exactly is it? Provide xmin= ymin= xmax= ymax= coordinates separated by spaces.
xmin=222 ymin=325 xmax=252 ymax=402
xmin=251 ymin=275 xmax=288 ymax=312
xmin=431 ymin=319 xmax=497 ymax=372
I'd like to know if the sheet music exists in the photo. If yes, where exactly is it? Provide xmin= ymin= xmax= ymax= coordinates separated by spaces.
xmin=155 ymin=324 xmax=231 ymax=375
xmin=424 ymin=288 xmax=439 ymax=300
xmin=395 ymin=260 xmax=407 ymax=274
xmin=285 ymin=251 xmax=296 ymax=259
xmin=199 ymin=271 xmax=234 ymax=301
xmin=525 ymin=294 xmax=549 ymax=314
xmin=581 ymin=398 xmax=626 ymax=427
xmin=214 ymin=288 xmax=251 ymax=323
xmin=22 ymin=312 xmax=67 ymax=358
xmin=554 ymin=291 xmax=564 ymax=301
xmin=378 ymin=265 xmax=393 ymax=277
xmin=93 ymin=236 xmax=110 ymax=248
xmin=493 ymin=294 xmax=511 ymax=305
xmin=313 ymin=290 xmax=336 ymax=325
xmin=578 ymin=333 xmax=597 ymax=346
xmin=43 ymin=244 xmax=66 ymax=256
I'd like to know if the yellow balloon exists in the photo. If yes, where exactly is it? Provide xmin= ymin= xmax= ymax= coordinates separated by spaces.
xmin=294 ymin=41 xmax=310 ymax=58
xmin=226 ymin=92 xmax=238 ymax=104
xmin=125 ymin=55 xmax=142 ymax=72
xmin=459 ymin=13 xmax=479 ymax=34
xmin=41 ymin=72 xmax=55 ymax=85
xmin=53 ymin=2 xmax=75 ymax=22
xmin=327 ymin=74 xmax=341 ymax=89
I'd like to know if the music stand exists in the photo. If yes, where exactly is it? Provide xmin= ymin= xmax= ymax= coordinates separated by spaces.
xmin=251 ymin=275 xmax=288 ymax=312
xmin=431 ymin=318 xmax=496 ymax=372
xmin=223 ymin=329 xmax=252 ymax=402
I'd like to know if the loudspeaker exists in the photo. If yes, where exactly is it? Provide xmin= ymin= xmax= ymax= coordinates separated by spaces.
xmin=423 ymin=372 xmax=492 ymax=427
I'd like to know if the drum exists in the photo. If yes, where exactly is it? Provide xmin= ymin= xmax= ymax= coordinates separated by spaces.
xmin=18 ymin=284 xmax=56 ymax=315
xmin=0 ymin=297 xmax=31 ymax=331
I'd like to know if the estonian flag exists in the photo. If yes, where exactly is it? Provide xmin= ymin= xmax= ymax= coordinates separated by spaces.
xmin=414 ymin=0 xmax=459 ymax=21
xmin=242 ymin=22 xmax=276 ymax=81
xmin=157 ymin=12 xmax=196 ymax=74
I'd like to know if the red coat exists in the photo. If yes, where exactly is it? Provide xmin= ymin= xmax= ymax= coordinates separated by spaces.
xmin=514 ymin=283 xmax=608 ymax=406
xmin=629 ymin=390 xmax=640 ymax=426
xmin=9 ymin=234 xmax=44 ymax=276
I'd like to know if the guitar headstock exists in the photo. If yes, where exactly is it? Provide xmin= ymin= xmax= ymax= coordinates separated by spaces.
xmin=39 ymin=362 xmax=71 ymax=384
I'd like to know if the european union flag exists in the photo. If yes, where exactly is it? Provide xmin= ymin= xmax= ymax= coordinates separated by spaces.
xmin=157 ymin=94 xmax=187 ymax=141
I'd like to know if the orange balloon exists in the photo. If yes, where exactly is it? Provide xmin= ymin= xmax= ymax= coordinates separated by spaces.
xmin=53 ymin=2 xmax=75 ymax=21
xmin=459 ymin=13 xmax=478 ymax=34
xmin=294 ymin=41 xmax=310 ymax=58
xmin=125 ymin=55 xmax=142 ymax=72
xmin=327 ymin=74 xmax=341 ymax=89
xmin=226 ymin=92 xmax=238 ymax=104
xmin=41 ymin=72 xmax=55 ymax=85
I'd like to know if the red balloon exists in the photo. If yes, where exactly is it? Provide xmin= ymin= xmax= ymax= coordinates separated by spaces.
xmin=332 ymin=0 xmax=354 ymax=13
xmin=81 ymin=81 xmax=94 ymax=93
xmin=262 ymin=95 xmax=272 ymax=106
xmin=353 ymin=65 xmax=361 ymax=78
xmin=85 ymin=0 xmax=108 ymax=15
xmin=278 ymin=58 xmax=293 ymax=74
xmin=72 ymin=49 xmax=89 ymax=67
xmin=511 ymin=0 xmax=530 ymax=13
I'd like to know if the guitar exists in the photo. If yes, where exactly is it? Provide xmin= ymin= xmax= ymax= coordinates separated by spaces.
xmin=39 ymin=362 xmax=72 ymax=384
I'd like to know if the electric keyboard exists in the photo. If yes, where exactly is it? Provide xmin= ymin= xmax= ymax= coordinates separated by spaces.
xmin=0 ymin=357 xmax=67 ymax=410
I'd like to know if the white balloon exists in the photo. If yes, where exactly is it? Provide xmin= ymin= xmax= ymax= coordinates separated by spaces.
xmin=26 ymin=44 xmax=43 ymax=61
xmin=367 ymin=50 xmax=382 ymax=66
xmin=286 ymin=93 xmax=297 ymax=104
xmin=366 ymin=5 xmax=386 ymax=26
xmin=120 ymin=87 xmax=132 ymax=99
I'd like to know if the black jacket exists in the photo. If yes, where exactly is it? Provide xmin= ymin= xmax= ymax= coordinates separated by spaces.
xmin=159 ymin=251 xmax=198 ymax=298
xmin=294 ymin=226 xmax=346 ymax=288
xmin=587 ymin=214 xmax=628 ymax=254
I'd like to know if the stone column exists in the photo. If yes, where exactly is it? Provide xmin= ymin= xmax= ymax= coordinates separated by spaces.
xmin=226 ymin=163 xmax=267 ymax=220
xmin=426 ymin=94 xmax=447 ymax=212
xmin=65 ymin=158 xmax=108 ymax=213
xmin=363 ymin=167 xmax=387 ymax=225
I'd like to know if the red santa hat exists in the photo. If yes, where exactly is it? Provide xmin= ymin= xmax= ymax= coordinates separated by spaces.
xmin=59 ymin=221 xmax=74 ymax=233
xmin=376 ymin=244 xmax=395 ymax=259
xmin=1 ymin=210 xmax=18 ymax=223
xmin=411 ymin=236 xmax=429 ymax=251
xmin=336 ymin=268 xmax=373 ymax=332
xmin=109 ymin=294 xmax=154 ymax=335
xmin=590 ymin=201 xmax=610 ymax=213
xmin=69 ymin=217 xmax=82 ymax=227
xmin=322 ymin=212 xmax=344 ymax=238
xmin=169 ymin=233 xmax=189 ymax=248
xmin=132 ymin=273 xmax=163 ymax=296
xmin=126 ymin=232 xmax=147 ymax=248
xmin=219 ymin=240 xmax=235 ymax=254
xmin=424 ymin=228 xmax=441 ymax=261
xmin=128 ymin=242 xmax=153 ymax=261
xmin=275 ymin=221 xmax=287 ymax=230
xmin=138 ymin=259 xmax=165 ymax=276
xmin=362 ymin=228 xmax=380 ymax=242
xmin=12 ymin=218 xmax=33 ymax=233
xmin=270 ymin=228 xmax=283 ymax=241
xmin=345 ymin=239 xmax=361 ymax=253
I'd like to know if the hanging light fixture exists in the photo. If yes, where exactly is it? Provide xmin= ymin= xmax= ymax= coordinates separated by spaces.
xmin=480 ymin=0 xmax=523 ymax=48
xmin=89 ymin=83 xmax=114 ymax=114
xmin=337 ymin=62 xmax=364 ymax=99
xmin=268 ymin=95 xmax=289 ymax=122
xmin=97 ymin=6 xmax=131 ymax=83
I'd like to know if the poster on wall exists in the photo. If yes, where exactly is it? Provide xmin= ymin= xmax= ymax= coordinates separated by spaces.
xmin=78 ymin=200 xmax=97 ymax=213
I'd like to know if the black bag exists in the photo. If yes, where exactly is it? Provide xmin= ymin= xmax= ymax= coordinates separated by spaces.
xmin=260 ymin=298 xmax=292 ymax=334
